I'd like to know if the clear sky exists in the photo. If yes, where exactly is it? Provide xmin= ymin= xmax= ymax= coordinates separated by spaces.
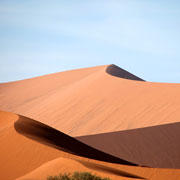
xmin=0 ymin=0 xmax=180 ymax=83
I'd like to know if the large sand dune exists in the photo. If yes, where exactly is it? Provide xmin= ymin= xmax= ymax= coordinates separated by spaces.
xmin=0 ymin=64 xmax=180 ymax=179
xmin=0 ymin=64 xmax=180 ymax=137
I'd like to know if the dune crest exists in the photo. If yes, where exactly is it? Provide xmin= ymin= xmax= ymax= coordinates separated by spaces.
xmin=106 ymin=64 xmax=145 ymax=81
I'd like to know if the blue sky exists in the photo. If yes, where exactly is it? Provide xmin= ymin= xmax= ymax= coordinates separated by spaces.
xmin=0 ymin=0 xmax=180 ymax=83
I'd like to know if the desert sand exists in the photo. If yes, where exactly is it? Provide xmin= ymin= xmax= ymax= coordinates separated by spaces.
xmin=0 ymin=64 xmax=180 ymax=179
xmin=1 ymin=111 xmax=180 ymax=180
xmin=0 ymin=65 xmax=180 ymax=137
xmin=77 ymin=122 xmax=180 ymax=168
xmin=0 ymin=111 xmax=139 ymax=180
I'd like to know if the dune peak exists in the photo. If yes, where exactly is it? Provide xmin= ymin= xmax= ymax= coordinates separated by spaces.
xmin=106 ymin=64 xmax=145 ymax=81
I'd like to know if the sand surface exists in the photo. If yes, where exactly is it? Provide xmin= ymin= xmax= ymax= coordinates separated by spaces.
xmin=0 ymin=111 xmax=140 ymax=180
xmin=0 ymin=65 xmax=180 ymax=137
xmin=0 ymin=64 xmax=180 ymax=179
xmin=77 ymin=122 xmax=180 ymax=168
xmin=1 ymin=111 xmax=180 ymax=180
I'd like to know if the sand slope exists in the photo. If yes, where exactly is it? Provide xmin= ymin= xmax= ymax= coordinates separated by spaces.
xmin=1 ymin=111 xmax=180 ymax=180
xmin=0 ymin=111 xmax=140 ymax=180
xmin=0 ymin=64 xmax=180 ymax=179
xmin=17 ymin=158 xmax=140 ymax=180
xmin=0 ymin=111 xmax=64 ymax=180
xmin=14 ymin=111 xmax=135 ymax=165
xmin=0 ymin=64 xmax=180 ymax=137
xmin=77 ymin=122 xmax=180 ymax=168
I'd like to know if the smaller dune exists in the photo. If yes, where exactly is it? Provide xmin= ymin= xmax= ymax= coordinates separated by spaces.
xmin=17 ymin=158 xmax=142 ymax=180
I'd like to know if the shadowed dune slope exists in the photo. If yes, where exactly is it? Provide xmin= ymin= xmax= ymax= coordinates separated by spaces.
xmin=106 ymin=64 xmax=145 ymax=81
xmin=0 ymin=65 xmax=180 ymax=137
xmin=14 ymin=113 xmax=136 ymax=166
xmin=1 ymin=111 xmax=180 ymax=180
xmin=76 ymin=122 xmax=180 ymax=168
xmin=0 ymin=111 xmax=142 ymax=180
xmin=0 ymin=111 xmax=67 ymax=180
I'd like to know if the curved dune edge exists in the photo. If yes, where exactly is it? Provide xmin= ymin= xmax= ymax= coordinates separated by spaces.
xmin=0 ymin=65 xmax=180 ymax=137
xmin=106 ymin=64 xmax=145 ymax=81
xmin=1 ymin=111 xmax=180 ymax=180
xmin=0 ymin=111 xmax=142 ymax=180
xmin=14 ymin=113 xmax=136 ymax=166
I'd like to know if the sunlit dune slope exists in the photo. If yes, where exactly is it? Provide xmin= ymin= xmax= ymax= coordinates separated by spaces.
xmin=1 ymin=111 xmax=180 ymax=180
xmin=0 ymin=64 xmax=180 ymax=137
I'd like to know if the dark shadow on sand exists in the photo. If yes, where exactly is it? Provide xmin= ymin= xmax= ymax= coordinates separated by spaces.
xmin=106 ymin=64 xmax=145 ymax=81
xmin=76 ymin=122 xmax=180 ymax=169
xmin=14 ymin=116 xmax=137 ymax=166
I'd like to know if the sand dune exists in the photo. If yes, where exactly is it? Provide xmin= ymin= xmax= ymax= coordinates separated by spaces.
xmin=14 ymin=112 xmax=135 ymax=165
xmin=1 ymin=111 xmax=180 ymax=180
xmin=0 ymin=64 xmax=180 ymax=179
xmin=0 ymin=111 xmax=64 ymax=180
xmin=0 ymin=111 xmax=140 ymax=180
xmin=17 ymin=158 xmax=141 ymax=180
xmin=0 ymin=64 xmax=180 ymax=137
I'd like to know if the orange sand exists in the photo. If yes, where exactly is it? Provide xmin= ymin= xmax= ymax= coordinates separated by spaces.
xmin=0 ymin=65 xmax=180 ymax=180
xmin=0 ymin=111 xmax=180 ymax=180
xmin=0 ymin=65 xmax=180 ymax=137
